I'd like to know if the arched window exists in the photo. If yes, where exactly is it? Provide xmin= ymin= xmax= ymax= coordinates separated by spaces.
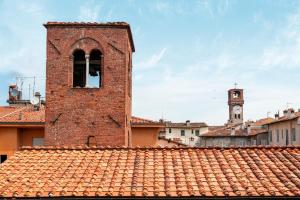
xmin=89 ymin=49 xmax=102 ymax=88
xmin=73 ymin=49 xmax=86 ymax=87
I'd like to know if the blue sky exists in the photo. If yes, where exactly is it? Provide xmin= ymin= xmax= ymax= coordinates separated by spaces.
xmin=0 ymin=0 xmax=300 ymax=125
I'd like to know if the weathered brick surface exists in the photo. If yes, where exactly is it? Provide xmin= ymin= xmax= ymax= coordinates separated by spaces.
xmin=44 ymin=23 xmax=134 ymax=146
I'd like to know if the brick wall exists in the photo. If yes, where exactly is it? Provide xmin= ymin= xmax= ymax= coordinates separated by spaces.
xmin=44 ymin=23 xmax=134 ymax=147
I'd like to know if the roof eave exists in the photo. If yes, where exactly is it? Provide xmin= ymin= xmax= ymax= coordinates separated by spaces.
xmin=43 ymin=22 xmax=135 ymax=52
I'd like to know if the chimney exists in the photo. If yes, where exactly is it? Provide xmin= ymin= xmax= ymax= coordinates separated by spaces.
xmin=230 ymin=127 xmax=235 ymax=136
xmin=287 ymin=108 xmax=295 ymax=117
xmin=274 ymin=113 xmax=279 ymax=119
xmin=247 ymin=124 xmax=251 ymax=135
xmin=186 ymin=120 xmax=190 ymax=126
xmin=283 ymin=110 xmax=288 ymax=117
xmin=8 ymin=84 xmax=22 ymax=105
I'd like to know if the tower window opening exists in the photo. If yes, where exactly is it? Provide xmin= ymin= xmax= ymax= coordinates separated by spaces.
xmin=73 ymin=49 xmax=86 ymax=87
xmin=232 ymin=91 xmax=241 ymax=98
xmin=89 ymin=49 xmax=102 ymax=88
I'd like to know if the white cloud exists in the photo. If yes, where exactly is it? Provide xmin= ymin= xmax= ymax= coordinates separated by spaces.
xmin=78 ymin=1 xmax=101 ymax=22
xmin=137 ymin=48 xmax=167 ymax=69
xmin=0 ymin=0 xmax=48 ymax=76
xmin=259 ymin=8 xmax=300 ymax=70
xmin=0 ymin=0 xmax=50 ymax=100
xmin=155 ymin=1 xmax=170 ymax=13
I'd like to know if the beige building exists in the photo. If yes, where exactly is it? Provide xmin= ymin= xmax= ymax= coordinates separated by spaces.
xmin=266 ymin=108 xmax=300 ymax=146
xmin=159 ymin=120 xmax=208 ymax=146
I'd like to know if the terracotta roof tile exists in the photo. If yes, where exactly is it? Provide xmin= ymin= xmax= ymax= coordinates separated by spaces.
xmin=202 ymin=124 xmax=267 ymax=137
xmin=0 ymin=105 xmax=44 ymax=124
xmin=0 ymin=106 xmax=156 ymax=127
xmin=166 ymin=122 xmax=207 ymax=128
xmin=0 ymin=146 xmax=299 ymax=198
xmin=131 ymin=116 xmax=164 ymax=127
xmin=265 ymin=112 xmax=300 ymax=125
xmin=252 ymin=117 xmax=274 ymax=126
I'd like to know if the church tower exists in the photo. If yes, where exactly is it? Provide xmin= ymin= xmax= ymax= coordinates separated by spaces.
xmin=44 ymin=22 xmax=134 ymax=147
xmin=228 ymin=85 xmax=244 ymax=124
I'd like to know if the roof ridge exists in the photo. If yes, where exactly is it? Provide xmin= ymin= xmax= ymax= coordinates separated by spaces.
xmin=20 ymin=145 xmax=300 ymax=151
xmin=0 ymin=106 xmax=27 ymax=120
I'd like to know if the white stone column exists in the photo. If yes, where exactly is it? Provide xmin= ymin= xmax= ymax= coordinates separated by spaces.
xmin=85 ymin=54 xmax=90 ymax=87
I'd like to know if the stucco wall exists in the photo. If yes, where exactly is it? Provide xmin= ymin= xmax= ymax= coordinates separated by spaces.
xmin=19 ymin=128 xmax=45 ymax=146
xmin=0 ymin=127 xmax=19 ymax=157
xmin=268 ymin=119 xmax=300 ymax=146
xmin=198 ymin=136 xmax=251 ymax=147
xmin=132 ymin=127 xmax=159 ymax=147
xmin=0 ymin=127 xmax=45 ymax=160
xmin=165 ymin=127 xmax=208 ymax=146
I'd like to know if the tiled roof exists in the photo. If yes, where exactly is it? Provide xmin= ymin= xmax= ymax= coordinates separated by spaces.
xmin=0 ymin=146 xmax=299 ymax=198
xmin=0 ymin=106 xmax=154 ymax=127
xmin=265 ymin=112 xmax=300 ymax=125
xmin=201 ymin=125 xmax=267 ymax=137
xmin=44 ymin=21 xmax=135 ymax=52
xmin=166 ymin=122 xmax=207 ymax=128
xmin=157 ymin=137 xmax=188 ymax=147
xmin=252 ymin=118 xmax=274 ymax=126
xmin=131 ymin=116 xmax=165 ymax=127
xmin=0 ymin=105 xmax=44 ymax=124
xmin=45 ymin=22 xmax=130 ymax=26
xmin=0 ymin=106 xmax=18 ymax=117
xmin=208 ymin=125 xmax=226 ymax=131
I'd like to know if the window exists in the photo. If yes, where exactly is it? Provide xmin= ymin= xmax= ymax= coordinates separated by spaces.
xmin=195 ymin=130 xmax=200 ymax=136
xmin=291 ymin=128 xmax=296 ymax=141
xmin=240 ymin=141 xmax=245 ymax=147
xmin=33 ymin=138 xmax=44 ymax=146
xmin=181 ymin=130 xmax=185 ymax=136
xmin=169 ymin=128 xmax=172 ymax=133
xmin=73 ymin=49 xmax=102 ymax=88
xmin=73 ymin=49 xmax=86 ymax=87
xmin=286 ymin=131 xmax=289 ymax=145
xmin=0 ymin=155 xmax=7 ymax=164
xmin=276 ymin=129 xmax=279 ymax=142
xmin=269 ymin=130 xmax=272 ymax=142
xmin=233 ymin=91 xmax=240 ymax=98
xmin=191 ymin=129 xmax=194 ymax=134
xmin=89 ymin=49 xmax=102 ymax=88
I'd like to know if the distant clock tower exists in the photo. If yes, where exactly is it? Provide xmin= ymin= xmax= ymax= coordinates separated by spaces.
xmin=228 ymin=85 xmax=244 ymax=124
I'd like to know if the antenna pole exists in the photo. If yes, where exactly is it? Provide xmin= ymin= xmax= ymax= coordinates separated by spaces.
xmin=234 ymin=82 xmax=238 ymax=89
xmin=33 ymin=76 xmax=36 ymax=96
xmin=28 ymin=84 xmax=31 ymax=101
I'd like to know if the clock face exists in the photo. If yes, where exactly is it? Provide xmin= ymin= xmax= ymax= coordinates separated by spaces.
xmin=233 ymin=105 xmax=242 ymax=114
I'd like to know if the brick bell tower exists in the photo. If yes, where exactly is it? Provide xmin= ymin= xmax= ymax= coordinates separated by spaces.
xmin=228 ymin=85 xmax=244 ymax=124
xmin=44 ymin=22 xmax=134 ymax=147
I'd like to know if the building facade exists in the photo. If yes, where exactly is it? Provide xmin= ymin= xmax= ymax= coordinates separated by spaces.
xmin=160 ymin=120 xmax=208 ymax=146
xmin=44 ymin=22 xmax=135 ymax=147
xmin=0 ymin=105 xmax=44 ymax=163
xmin=267 ymin=109 xmax=300 ymax=146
